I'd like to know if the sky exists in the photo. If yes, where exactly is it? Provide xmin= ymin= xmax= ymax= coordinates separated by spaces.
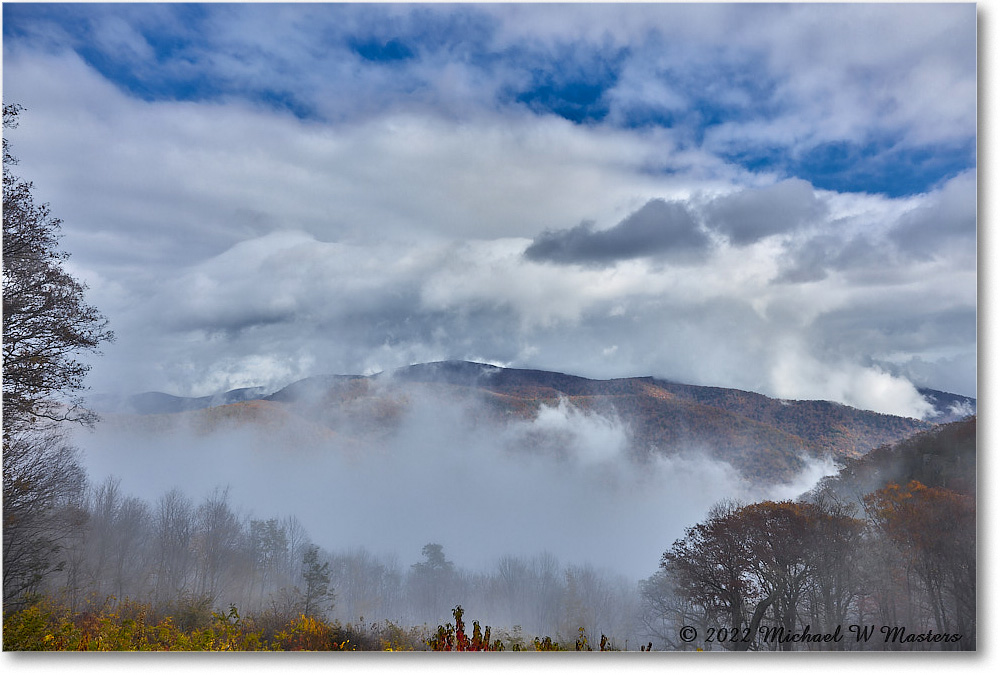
xmin=1 ymin=2 xmax=978 ymax=419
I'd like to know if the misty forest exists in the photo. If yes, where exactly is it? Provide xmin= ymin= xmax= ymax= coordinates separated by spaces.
xmin=3 ymin=99 xmax=977 ymax=651
xmin=2 ymin=0 xmax=979 ymax=651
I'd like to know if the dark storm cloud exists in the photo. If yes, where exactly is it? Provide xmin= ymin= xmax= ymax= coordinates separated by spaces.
xmin=703 ymin=178 xmax=827 ymax=245
xmin=523 ymin=198 xmax=711 ymax=266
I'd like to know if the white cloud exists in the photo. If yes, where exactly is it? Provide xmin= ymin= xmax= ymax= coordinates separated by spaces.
xmin=769 ymin=338 xmax=935 ymax=419
xmin=721 ymin=3 xmax=975 ymax=152
xmin=74 ymin=393 xmax=838 ymax=579
xmin=1 ymin=6 xmax=976 ymax=411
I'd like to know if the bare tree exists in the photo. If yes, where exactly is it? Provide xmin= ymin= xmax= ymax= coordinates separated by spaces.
xmin=82 ymin=477 xmax=124 ymax=599
xmin=191 ymin=487 xmax=244 ymax=603
xmin=3 ymin=103 xmax=113 ymax=608
xmin=639 ymin=566 xmax=710 ymax=650
xmin=110 ymin=496 xmax=152 ymax=599
xmin=151 ymin=488 xmax=196 ymax=605
xmin=1 ymin=430 xmax=86 ymax=607
xmin=494 ymin=554 xmax=531 ymax=628
xmin=329 ymin=547 xmax=403 ymax=623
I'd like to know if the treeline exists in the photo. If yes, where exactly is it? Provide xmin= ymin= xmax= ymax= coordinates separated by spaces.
xmin=4 ymin=420 xmax=977 ymax=652
xmin=641 ymin=482 xmax=974 ymax=650
xmin=6 ymin=473 xmax=643 ymax=646
xmin=32 ymin=479 xmax=311 ymax=616
xmin=4 ymin=421 xmax=977 ymax=653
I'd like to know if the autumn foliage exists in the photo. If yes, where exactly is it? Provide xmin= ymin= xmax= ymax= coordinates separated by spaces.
xmin=863 ymin=481 xmax=975 ymax=642
xmin=2 ymin=597 xmax=425 ymax=651
xmin=658 ymin=483 xmax=974 ymax=650
xmin=426 ymin=605 xmax=503 ymax=651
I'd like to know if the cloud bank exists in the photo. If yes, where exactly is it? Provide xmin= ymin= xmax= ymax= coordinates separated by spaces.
xmin=1 ymin=3 xmax=976 ymax=419
xmin=73 ymin=396 xmax=837 ymax=580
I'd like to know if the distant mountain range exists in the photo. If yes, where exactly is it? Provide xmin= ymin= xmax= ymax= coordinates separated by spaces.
xmin=87 ymin=361 xmax=974 ymax=485
xmin=89 ymin=386 xmax=272 ymax=415
xmin=916 ymin=387 xmax=978 ymax=424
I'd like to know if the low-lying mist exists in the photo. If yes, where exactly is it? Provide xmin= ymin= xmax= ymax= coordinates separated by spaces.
xmin=73 ymin=387 xmax=837 ymax=582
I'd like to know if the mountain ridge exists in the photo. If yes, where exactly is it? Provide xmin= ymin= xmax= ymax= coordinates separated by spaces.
xmin=87 ymin=360 xmax=975 ymax=424
xmin=86 ymin=361 xmax=968 ymax=485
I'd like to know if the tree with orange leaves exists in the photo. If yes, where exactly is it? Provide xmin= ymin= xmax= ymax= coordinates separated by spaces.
xmin=864 ymin=481 xmax=975 ymax=648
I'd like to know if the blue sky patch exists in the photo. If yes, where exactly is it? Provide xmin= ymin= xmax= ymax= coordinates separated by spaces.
xmin=514 ymin=79 xmax=611 ymax=124
xmin=351 ymin=38 xmax=416 ymax=63
xmin=2 ymin=3 xmax=976 ymax=197
xmin=791 ymin=140 xmax=976 ymax=197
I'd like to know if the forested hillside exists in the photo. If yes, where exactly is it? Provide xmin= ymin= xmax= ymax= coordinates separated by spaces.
xmin=642 ymin=416 xmax=975 ymax=651
xmin=808 ymin=416 xmax=976 ymax=503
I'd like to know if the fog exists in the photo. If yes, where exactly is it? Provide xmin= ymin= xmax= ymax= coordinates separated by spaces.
xmin=73 ymin=388 xmax=838 ymax=582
